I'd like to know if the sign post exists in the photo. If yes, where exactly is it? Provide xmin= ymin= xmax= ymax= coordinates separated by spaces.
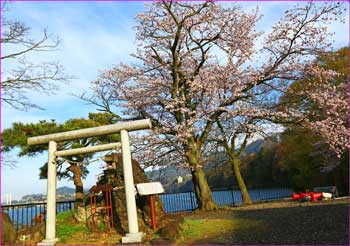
xmin=149 ymin=195 xmax=157 ymax=230
xmin=136 ymin=182 xmax=164 ymax=230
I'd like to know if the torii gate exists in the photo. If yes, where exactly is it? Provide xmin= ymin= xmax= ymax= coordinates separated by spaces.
xmin=27 ymin=119 xmax=152 ymax=245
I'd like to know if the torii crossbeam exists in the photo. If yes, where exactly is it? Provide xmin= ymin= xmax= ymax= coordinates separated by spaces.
xmin=27 ymin=119 xmax=152 ymax=245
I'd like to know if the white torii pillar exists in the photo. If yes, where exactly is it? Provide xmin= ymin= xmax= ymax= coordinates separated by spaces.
xmin=120 ymin=130 xmax=142 ymax=243
xmin=39 ymin=141 xmax=58 ymax=245
xmin=27 ymin=119 xmax=152 ymax=245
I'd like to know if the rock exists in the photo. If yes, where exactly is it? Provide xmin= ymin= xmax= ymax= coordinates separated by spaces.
xmin=32 ymin=213 xmax=44 ymax=224
xmin=16 ymin=223 xmax=45 ymax=243
xmin=159 ymin=225 xmax=178 ymax=239
xmin=97 ymin=153 xmax=165 ymax=234
xmin=32 ymin=224 xmax=45 ymax=241
xmin=2 ymin=212 xmax=16 ymax=243
xmin=157 ymin=215 xmax=184 ymax=242
xmin=86 ymin=205 xmax=112 ymax=231
xmin=74 ymin=205 xmax=91 ymax=223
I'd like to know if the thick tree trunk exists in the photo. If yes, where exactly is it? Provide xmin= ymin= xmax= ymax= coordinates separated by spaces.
xmin=191 ymin=167 xmax=217 ymax=210
xmin=187 ymin=143 xmax=217 ymax=210
xmin=230 ymin=156 xmax=252 ymax=205
xmin=68 ymin=164 xmax=84 ymax=207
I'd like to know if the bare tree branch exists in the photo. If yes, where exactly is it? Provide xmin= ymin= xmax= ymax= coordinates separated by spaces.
xmin=1 ymin=6 xmax=69 ymax=111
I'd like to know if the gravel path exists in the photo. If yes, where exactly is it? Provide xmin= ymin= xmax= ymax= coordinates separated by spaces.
xmin=185 ymin=199 xmax=349 ymax=245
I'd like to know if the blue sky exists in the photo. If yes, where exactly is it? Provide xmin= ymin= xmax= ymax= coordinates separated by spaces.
xmin=1 ymin=1 xmax=349 ymax=201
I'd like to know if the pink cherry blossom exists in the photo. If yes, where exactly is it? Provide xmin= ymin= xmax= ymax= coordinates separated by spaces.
xmin=89 ymin=1 xmax=346 ymax=171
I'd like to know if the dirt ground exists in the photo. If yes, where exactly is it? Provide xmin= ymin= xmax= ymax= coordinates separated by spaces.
xmin=28 ymin=198 xmax=349 ymax=245
xmin=181 ymin=198 xmax=349 ymax=245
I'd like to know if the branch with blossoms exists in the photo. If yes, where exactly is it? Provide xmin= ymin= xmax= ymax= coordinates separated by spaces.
xmin=85 ymin=1 xmax=345 ymax=171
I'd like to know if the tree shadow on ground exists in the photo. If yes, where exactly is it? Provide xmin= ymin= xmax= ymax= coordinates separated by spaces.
xmin=189 ymin=203 xmax=349 ymax=245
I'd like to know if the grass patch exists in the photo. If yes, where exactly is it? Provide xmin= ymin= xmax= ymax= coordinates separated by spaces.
xmin=56 ymin=210 xmax=74 ymax=222
xmin=55 ymin=210 xmax=122 ymax=244
xmin=56 ymin=211 xmax=88 ymax=243
xmin=180 ymin=218 xmax=261 ymax=244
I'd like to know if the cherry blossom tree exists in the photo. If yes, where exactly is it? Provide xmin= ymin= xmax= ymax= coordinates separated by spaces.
xmin=209 ymin=116 xmax=266 ymax=205
xmin=278 ymin=46 xmax=348 ymax=168
xmin=209 ymin=89 xmax=299 ymax=205
xmin=86 ymin=1 xmax=344 ymax=210
xmin=288 ymin=63 xmax=349 ymax=163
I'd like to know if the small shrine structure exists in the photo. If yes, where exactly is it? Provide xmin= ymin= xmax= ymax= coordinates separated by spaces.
xmin=27 ymin=119 xmax=152 ymax=245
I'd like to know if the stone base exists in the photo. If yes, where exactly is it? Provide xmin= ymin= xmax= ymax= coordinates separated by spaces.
xmin=37 ymin=238 xmax=59 ymax=245
xmin=122 ymin=232 xmax=144 ymax=243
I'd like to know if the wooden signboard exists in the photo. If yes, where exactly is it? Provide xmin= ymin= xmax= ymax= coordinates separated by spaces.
xmin=136 ymin=182 xmax=164 ymax=196
xmin=135 ymin=182 xmax=164 ymax=230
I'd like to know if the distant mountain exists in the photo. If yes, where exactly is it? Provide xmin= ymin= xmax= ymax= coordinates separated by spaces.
xmin=243 ymin=139 xmax=265 ymax=155
xmin=145 ymin=139 xmax=268 ymax=192
xmin=145 ymin=166 xmax=190 ymax=181
xmin=56 ymin=186 xmax=75 ymax=195
xmin=19 ymin=186 xmax=76 ymax=202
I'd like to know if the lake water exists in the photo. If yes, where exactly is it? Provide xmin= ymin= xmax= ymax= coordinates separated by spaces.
xmin=160 ymin=188 xmax=293 ymax=213
xmin=2 ymin=201 xmax=74 ymax=230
